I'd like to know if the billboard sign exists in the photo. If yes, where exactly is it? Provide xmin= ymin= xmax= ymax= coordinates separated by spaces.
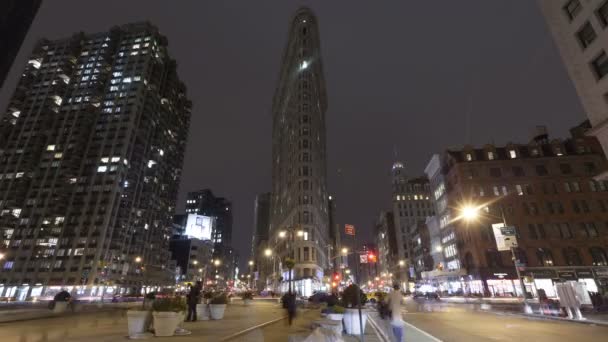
xmin=492 ymin=223 xmax=518 ymax=251
xmin=185 ymin=214 xmax=213 ymax=240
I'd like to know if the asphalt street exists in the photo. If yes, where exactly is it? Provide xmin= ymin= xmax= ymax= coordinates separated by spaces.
xmin=394 ymin=298 xmax=608 ymax=342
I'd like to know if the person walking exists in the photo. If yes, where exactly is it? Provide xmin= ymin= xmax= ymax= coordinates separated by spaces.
xmin=387 ymin=284 xmax=405 ymax=342
xmin=186 ymin=281 xmax=202 ymax=322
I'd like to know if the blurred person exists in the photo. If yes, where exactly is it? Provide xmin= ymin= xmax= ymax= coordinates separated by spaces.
xmin=387 ymin=284 xmax=405 ymax=341
xmin=186 ymin=281 xmax=202 ymax=321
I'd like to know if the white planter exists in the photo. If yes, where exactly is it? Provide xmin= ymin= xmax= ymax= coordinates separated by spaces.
xmin=343 ymin=309 xmax=367 ymax=335
xmin=127 ymin=310 xmax=151 ymax=338
xmin=153 ymin=311 xmax=179 ymax=337
xmin=209 ymin=304 xmax=227 ymax=320
xmin=327 ymin=313 xmax=344 ymax=321
xmin=243 ymin=299 xmax=252 ymax=306
xmin=196 ymin=304 xmax=210 ymax=320
xmin=53 ymin=301 xmax=68 ymax=313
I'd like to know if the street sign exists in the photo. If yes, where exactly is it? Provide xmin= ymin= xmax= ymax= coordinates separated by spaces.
xmin=492 ymin=223 xmax=518 ymax=251
xmin=345 ymin=224 xmax=355 ymax=236
xmin=359 ymin=254 xmax=368 ymax=264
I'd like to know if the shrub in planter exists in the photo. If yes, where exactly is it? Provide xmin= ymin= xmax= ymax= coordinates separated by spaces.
xmin=327 ymin=305 xmax=345 ymax=322
xmin=341 ymin=285 xmax=368 ymax=335
xmin=209 ymin=293 xmax=228 ymax=320
xmin=202 ymin=291 xmax=214 ymax=304
xmin=127 ymin=308 xmax=152 ymax=338
xmin=152 ymin=297 xmax=187 ymax=337
xmin=240 ymin=291 xmax=254 ymax=305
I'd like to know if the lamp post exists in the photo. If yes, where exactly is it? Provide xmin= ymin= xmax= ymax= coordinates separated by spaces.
xmin=264 ymin=248 xmax=275 ymax=292
xmin=459 ymin=203 xmax=527 ymax=298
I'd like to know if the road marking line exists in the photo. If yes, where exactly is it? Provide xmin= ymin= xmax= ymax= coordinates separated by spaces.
xmin=219 ymin=315 xmax=287 ymax=341
xmin=400 ymin=311 xmax=443 ymax=342
xmin=367 ymin=315 xmax=391 ymax=342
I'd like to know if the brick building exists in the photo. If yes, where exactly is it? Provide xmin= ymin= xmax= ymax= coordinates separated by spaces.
xmin=424 ymin=123 xmax=608 ymax=297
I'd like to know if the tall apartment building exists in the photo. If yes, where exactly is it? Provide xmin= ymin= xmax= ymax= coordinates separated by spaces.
xmin=390 ymin=162 xmax=433 ymax=286
xmin=0 ymin=0 xmax=42 ymax=89
xmin=375 ymin=211 xmax=398 ymax=282
xmin=538 ymin=0 xmax=608 ymax=175
xmin=269 ymin=7 xmax=330 ymax=296
xmin=423 ymin=123 xmax=608 ymax=298
xmin=0 ymin=22 xmax=191 ymax=300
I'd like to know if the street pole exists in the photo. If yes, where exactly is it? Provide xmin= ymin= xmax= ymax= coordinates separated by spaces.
xmin=500 ymin=206 xmax=526 ymax=298
xmin=353 ymin=232 xmax=364 ymax=342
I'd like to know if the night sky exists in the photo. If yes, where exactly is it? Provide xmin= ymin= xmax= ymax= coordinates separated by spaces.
xmin=0 ymin=1 xmax=585 ymax=268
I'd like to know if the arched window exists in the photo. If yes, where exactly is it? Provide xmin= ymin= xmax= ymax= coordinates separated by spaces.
xmin=563 ymin=247 xmax=582 ymax=266
xmin=590 ymin=247 xmax=608 ymax=266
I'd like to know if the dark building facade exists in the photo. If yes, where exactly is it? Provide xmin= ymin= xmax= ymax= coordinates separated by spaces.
xmin=0 ymin=0 xmax=42 ymax=89
xmin=251 ymin=193 xmax=270 ymax=289
xmin=0 ymin=22 xmax=191 ymax=300
xmin=269 ymin=7 xmax=330 ymax=296
xmin=424 ymin=123 xmax=608 ymax=298
xmin=185 ymin=189 xmax=235 ymax=284
xmin=185 ymin=189 xmax=232 ymax=254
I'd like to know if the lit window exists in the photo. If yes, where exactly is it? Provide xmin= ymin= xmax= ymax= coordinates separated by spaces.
xmin=130 ymin=51 xmax=139 ymax=56
xmin=487 ymin=151 xmax=495 ymax=160
xmin=123 ymin=77 xmax=132 ymax=83
xmin=147 ymin=160 xmax=156 ymax=168
xmin=15 ymin=172 xmax=24 ymax=178
xmin=97 ymin=166 xmax=107 ymax=173
xmin=158 ymin=149 xmax=164 ymax=156
xmin=465 ymin=153 xmax=472 ymax=161
xmin=46 ymin=145 xmax=56 ymax=151
xmin=113 ymin=72 xmax=122 ymax=77
xmin=100 ymin=157 xmax=109 ymax=163
xmin=132 ymin=44 xmax=140 ymax=49
xmin=509 ymin=150 xmax=516 ymax=159
xmin=111 ymin=157 xmax=120 ymax=163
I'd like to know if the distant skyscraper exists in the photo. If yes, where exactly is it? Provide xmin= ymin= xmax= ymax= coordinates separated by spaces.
xmin=0 ymin=22 xmax=192 ymax=299
xmin=270 ymin=7 xmax=330 ymax=294
xmin=390 ymin=162 xmax=432 ymax=283
xmin=0 ymin=0 xmax=42 ymax=89
xmin=538 ymin=0 xmax=608 ymax=175
xmin=185 ymin=189 xmax=233 ymax=253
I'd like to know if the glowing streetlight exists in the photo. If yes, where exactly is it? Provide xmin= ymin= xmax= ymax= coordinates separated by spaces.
xmin=247 ymin=274 xmax=251 ymax=278
xmin=134 ymin=256 xmax=142 ymax=263
xmin=389 ymin=273 xmax=393 ymax=277
xmin=461 ymin=205 xmax=480 ymax=221
xmin=297 ymin=230 xmax=304 ymax=237
xmin=264 ymin=249 xmax=272 ymax=257
xmin=345 ymin=269 xmax=351 ymax=274
xmin=341 ymin=247 xmax=348 ymax=255
xmin=435 ymin=246 xmax=443 ymax=252
xmin=248 ymin=260 xmax=254 ymax=266
xmin=213 ymin=259 xmax=221 ymax=266
xmin=0 ymin=253 xmax=4 ymax=260
xmin=198 ymin=268 xmax=203 ymax=273
xmin=193 ymin=260 xmax=198 ymax=265
xmin=278 ymin=231 xmax=287 ymax=238
xmin=375 ymin=277 xmax=380 ymax=281
xmin=398 ymin=260 xmax=405 ymax=267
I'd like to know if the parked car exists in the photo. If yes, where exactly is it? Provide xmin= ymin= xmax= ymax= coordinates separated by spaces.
xmin=413 ymin=291 xmax=440 ymax=300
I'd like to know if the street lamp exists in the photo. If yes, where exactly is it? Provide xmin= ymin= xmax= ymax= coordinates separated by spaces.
xmin=297 ymin=230 xmax=304 ymax=237
xmin=345 ymin=269 xmax=351 ymax=274
xmin=459 ymin=202 xmax=527 ymax=298
xmin=135 ymin=256 xmax=142 ymax=263
xmin=278 ymin=231 xmax=287 ymax=239
xmin=0 ymin=253 xmax=4 ymax=260
xmin=248 ymin=260 xmax=254 ymax=266
xmin=341 ymin=247 xmax=348 ymax=255
xmin=193 ymin=260 xmax=198 ymax=265
xmin=398 ymin=260 xmax=405 ymax=267
xmin=264 ymin=248 xmax=272 ymax=257
xmin=213 ymin=259 xmax=221 ymax=266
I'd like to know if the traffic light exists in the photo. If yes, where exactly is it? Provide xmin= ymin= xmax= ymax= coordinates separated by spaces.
xmin=367 ymin=252 xmax=377 ymax=263
xmin=334 ymin=273 xmax=341 ymax=281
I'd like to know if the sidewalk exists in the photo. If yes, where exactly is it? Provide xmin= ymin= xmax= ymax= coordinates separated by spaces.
xmin=367 ymin=311 xmax=439 ymax=342
xmin=0 ymin=301 xmax=138 ymax=323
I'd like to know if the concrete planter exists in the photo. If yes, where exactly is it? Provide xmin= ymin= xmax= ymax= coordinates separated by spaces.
xmin=343 ymin=309 xmax=367 ymax=335
xmin=152 ymin=311 xmax=179 ymax=337
xmin=53 ymin=301 xmax=68 ymax=313
xmin=127 ymin=310 xmax=151 ymax=338
xmin=196 ymin=304 xmax=210 ymax=320
xmin=327 ymin=313 xmax=344 ymax=321
xmin=209 ymin=304 xmax=227 ymax=320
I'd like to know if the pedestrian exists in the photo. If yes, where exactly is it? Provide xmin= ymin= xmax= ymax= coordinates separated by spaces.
xmin=387 ymin=284 xmax=405 ymax=341
xmin=186 ymin=281 xmax=202 ymax=322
